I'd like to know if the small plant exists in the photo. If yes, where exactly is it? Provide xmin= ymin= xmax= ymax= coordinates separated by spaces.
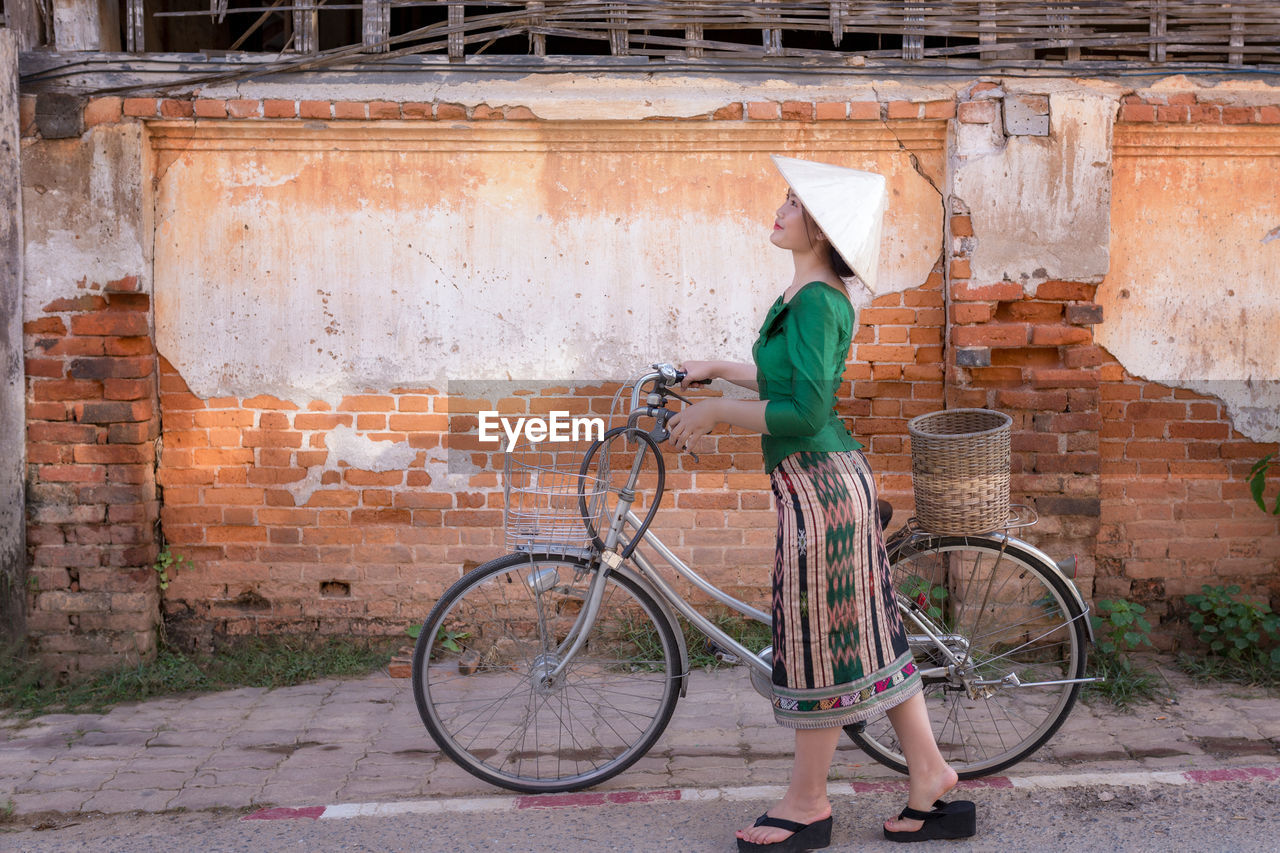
xmin=1246 ymin=453 xmax=1280 ymax=515
xmin=436 ymin=627 xmax=471 ymax=653
xmin=153 ymin=548 xmax=192 ymax=591
xmin=405 ymin=623 xmax=422 ymax=640
xmin=1183 ymin=585 xmax=1280 ymax=682
xmin=1084 ymin=598 xmax=1164 ymax=710
xmin=1093 ymin=598 xmax=1154 ymax=657
xmin=1 ymin=797 xmax=15 ymax=822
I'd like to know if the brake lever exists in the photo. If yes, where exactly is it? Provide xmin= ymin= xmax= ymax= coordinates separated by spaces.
xmin=649 ymin=409 xmax=698 ymax=463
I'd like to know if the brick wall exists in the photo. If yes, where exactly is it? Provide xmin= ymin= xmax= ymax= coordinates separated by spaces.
xmin=19 ymin=88 xmax=1280 ymax=668
xmin=23 ymin=276 xmax=161 ymax=674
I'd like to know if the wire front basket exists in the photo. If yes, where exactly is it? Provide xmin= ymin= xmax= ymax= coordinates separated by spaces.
xmin=504 ymin=440 xmax=610 ymax=553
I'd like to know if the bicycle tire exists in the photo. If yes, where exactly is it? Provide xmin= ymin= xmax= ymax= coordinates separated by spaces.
xmin=412 ymin=551 xmax=682 ymax=793
xmin=845 ymin=534 xmax=1088 ymax=779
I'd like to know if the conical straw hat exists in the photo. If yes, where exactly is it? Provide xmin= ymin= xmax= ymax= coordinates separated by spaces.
xmin=770 ymin=155 xmax=887 ymax=294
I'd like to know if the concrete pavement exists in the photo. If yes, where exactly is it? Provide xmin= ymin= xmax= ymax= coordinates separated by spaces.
xmin=2 ymin=661 xmax=1278 ymax=818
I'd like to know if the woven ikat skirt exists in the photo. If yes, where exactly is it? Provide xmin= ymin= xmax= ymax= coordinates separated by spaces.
xmin=768 ymin=450 xmax=922 ymax=729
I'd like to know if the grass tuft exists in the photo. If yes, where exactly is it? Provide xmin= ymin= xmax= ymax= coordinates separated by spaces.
xmin=1177 ymin=653 xmax=1280 ymax=689
xmin=0 ymin=635 xmax=396 ymax=719
xmin=1082 ymin=652 xmax=1169 ymax=711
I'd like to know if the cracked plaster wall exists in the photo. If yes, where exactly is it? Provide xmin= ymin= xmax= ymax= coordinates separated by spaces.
xmin=148 ymin=117 xmax=942 ymax=403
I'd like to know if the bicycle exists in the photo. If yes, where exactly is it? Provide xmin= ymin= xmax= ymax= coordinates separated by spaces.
xmin=411 ymin=364 xmax=1096 ymax=793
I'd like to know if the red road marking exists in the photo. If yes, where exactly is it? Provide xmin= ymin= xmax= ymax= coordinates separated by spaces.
xmin=516 ymin=789 xmax=682 ymax=809
xmin=242 ymin=806 xmax=327 ymax=821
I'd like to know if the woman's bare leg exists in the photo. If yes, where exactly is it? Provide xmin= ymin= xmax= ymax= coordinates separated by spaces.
xmin=882 ymin=691 xmax=959 ymax=833
xmin=736 ymin=727 xmax=840 ymax=846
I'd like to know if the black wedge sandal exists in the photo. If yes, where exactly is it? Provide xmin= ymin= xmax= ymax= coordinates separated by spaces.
xmin=883 ymin=799 xmax=977 ymax=843
xmin=737 ymin=813 xmax=833 ymax=852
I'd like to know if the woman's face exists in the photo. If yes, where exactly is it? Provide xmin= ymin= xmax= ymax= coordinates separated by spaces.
xmin=770 ymin=190 xmax=819 ymax=253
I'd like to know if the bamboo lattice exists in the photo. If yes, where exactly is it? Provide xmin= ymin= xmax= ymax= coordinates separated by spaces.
xmin=133 ymin=1 xmax=1280 ymax=65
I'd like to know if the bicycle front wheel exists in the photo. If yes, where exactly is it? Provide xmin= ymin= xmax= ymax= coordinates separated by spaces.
xmin=847 ymin=534 xmax=1088 ymax=778
xmin=412 ymin=552 xmax=682 ymax=793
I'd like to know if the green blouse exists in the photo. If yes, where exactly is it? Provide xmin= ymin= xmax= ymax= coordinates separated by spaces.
xmin=752 ymin=280 xmax=862 ymax=473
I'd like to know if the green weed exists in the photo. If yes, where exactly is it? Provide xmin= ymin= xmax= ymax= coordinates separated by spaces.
xmin=1083 ymin=599 xmax=1168 ymax=710
xmin=1180 ymin=584 xmax=1280 ymax=686
xmin=0 ymin=635 xmax=396 ymax=718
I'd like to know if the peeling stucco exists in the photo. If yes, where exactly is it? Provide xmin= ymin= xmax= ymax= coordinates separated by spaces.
xmin=288 ymin=424 xmax=416 ymax=504
xmin=21 ymin=124 xmax=151 ymax=310
xmin=953 ymin=88 xmax=1120 ymax=292
xmin=1098 ymin=123 xmax=1280 ymax=442
xmin=150 ymin=121 xmax=943 ymax=402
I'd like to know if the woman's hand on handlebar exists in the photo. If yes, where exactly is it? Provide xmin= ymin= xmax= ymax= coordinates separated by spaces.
xmin=678 ymin=361 xmax=719 ymax=390
xmin=666 ymin=399 xmax=720 ymax=452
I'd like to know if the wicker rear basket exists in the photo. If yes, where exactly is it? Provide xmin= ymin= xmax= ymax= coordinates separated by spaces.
xmin=908 ymin=408 xmax=1012 ymax=535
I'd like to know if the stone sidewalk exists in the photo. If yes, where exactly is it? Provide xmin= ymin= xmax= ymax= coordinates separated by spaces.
xmin=2 ymin=662 xmax=1278 ymax=817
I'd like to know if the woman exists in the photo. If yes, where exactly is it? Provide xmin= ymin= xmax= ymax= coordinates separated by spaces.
xmin=667 ymin=159 xmax=976 ymax=850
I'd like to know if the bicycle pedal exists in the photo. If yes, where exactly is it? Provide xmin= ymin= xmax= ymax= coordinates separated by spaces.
xmin=705 ymin=640 xmax=739 ymax=664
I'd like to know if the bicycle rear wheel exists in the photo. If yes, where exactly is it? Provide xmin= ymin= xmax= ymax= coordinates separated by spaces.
xmin=846 ymin=534 xmax=1088 ymax=778
xmin=412 ymin=552 xmax=682 ymax=793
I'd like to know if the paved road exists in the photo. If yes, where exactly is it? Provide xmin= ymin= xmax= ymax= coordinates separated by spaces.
xmin=4 ymin=775 xmax=1279 ymax=852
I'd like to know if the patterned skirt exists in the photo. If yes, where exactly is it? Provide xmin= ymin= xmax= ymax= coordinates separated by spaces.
xmin=768 ymin=450 xmax=922 ymax=729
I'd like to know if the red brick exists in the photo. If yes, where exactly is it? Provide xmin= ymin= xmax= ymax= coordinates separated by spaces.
xmin=996 ymin=389 xmax=1068 ymax=410
xmin=886 ymin=100 xmax=920 ymax=120
xmin=922 ymin=100 xmax=955 ymax=119
xmin=69 ymin=312 xmax=149 ymax=337
xmin=746 ymin=101 xmax=779 ymax=120
xmin=194 ymin=99 xmax=227 ymax=118
xmin=952 ymin=324 xmax=1028 ymax=348
xmin=957 ymin=100 xmax=997 ymax=123
xmin=1221 ymin=106 xmax=1256 ymax=124
xmin=227 ymin=99 xmax=261 ymax=118
xmin=299 ymin=100 xmax=331 ymax=119
xmin=326 ymin=101 xmax=365 ymax=120
xmin=402 ymin=102 xmax=431 ymax=119
xmin=1189 ymin=104 xmax=1223 ymax=124
xmin=69 ymin=356 xmax=153 ymax=380
xmin=40 ymin=465 xmax=106 ymax=484
xmin=25 ymin=317 xmax=67 ymax=335
xmin=950 ymin=215 xmax=974 ymax=237
xmin=505 ymin=106 xmax=537 ymax=120
xmin=33 ymin=379 xmax=101 ymax=401
xmin=105 ymin=337 xmax=152 ymax=357
xmin=952 ymin=281 xmax=1023 ymax=302
xmin=73 ymin=400 xmax=154 ymax=424
xmin=369 ymin=101 xmax=400 ymax=119
xmin=472 ymin=104 xmax=503 ymax=120
xmin=263 ymin=99 xmax=297 ymax=118
xmin=712 ymin=102 xmax=744 ymax=120
xmin=104 ymin=378 xmax=153 ymax=400
xmin=1156 ymin=104 xmax=1188 ymax=122
xmin=160 ymin=99 xmax=195 ymax=118
xmin=1259 ymin=105 xmax=1280 ymax=124
xmin=848 ymin=101 xmax=879 ymax=120
xmin=122 ymin=98 xmax=158 ymax=117
xmin=949 ymin=259 xmax=971 ymax=278
xmin=436 ymin=102 xmax=467 ymax=120
xmin=814 ymin=102 xmax=846 ymax=120
xmin=1036 ymin=281 xmax=1095 ymax=301
xmin=1030 ymin=326 xmax=1092 ymax=346
xmin=26 ymin=359 xmax=64 ymax=378
xmin=84 ymin=97 xmax=123 ymax=127
xmin=780 ymin=101 xmax=813 ymax=120
xmin=73 ymin=445 xmax=153 ymax=464
xmin=1119 ymin=104 xmax=1156 ymax=123
xmin=1030 ymin=368 xmax=1099 ymax=389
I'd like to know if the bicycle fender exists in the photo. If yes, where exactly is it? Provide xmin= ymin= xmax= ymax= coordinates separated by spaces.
xmin=886 ymin=530 xmax=1095 ymax=645
xmin=609 ymin=561 xmax=692 ymax=696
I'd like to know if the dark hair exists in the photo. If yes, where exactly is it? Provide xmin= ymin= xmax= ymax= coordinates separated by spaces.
xmin=801 ymin=205 xmax=855 ymax=279
xmin=827 ymin=245 xmax=854 ymax=279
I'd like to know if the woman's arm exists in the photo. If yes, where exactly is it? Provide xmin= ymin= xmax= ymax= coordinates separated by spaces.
xmin=666 ymin=397 xmax=768 ymax=452
xmin=680 ymin=359 xmax=758 ymax=392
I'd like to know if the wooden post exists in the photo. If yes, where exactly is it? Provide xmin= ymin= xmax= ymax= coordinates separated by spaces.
xmin=0 ymin=30 xmax=27 ymax=644
xmin=608 ymin=2 xmax=628 ymax=56
xmin=126 ymin=0 xmax=144 ymax=52
xmin=1229 ymin=11 xmax=1244 ymax=66
xmin=1149 ymin=0 xmax=1166 ymax=63
xmin=293 ymin=0 xmax=319 ymax=54
xmin=5 ymin=0 xmax=45 ymax=51
xmin=685 ymin=22 xmax=703 ymax=59
xmin=903 ymin=2 xmax=924 ymax=61
xmin=528 ymin=0 xmax=546 ymax=57
xmin=363 ymin=0 xmax=390 ymax=53
xmin=448 ymin=2 xmax=464 ymax=61
xmin=828 ymin=0 xmax=846 ymax=47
